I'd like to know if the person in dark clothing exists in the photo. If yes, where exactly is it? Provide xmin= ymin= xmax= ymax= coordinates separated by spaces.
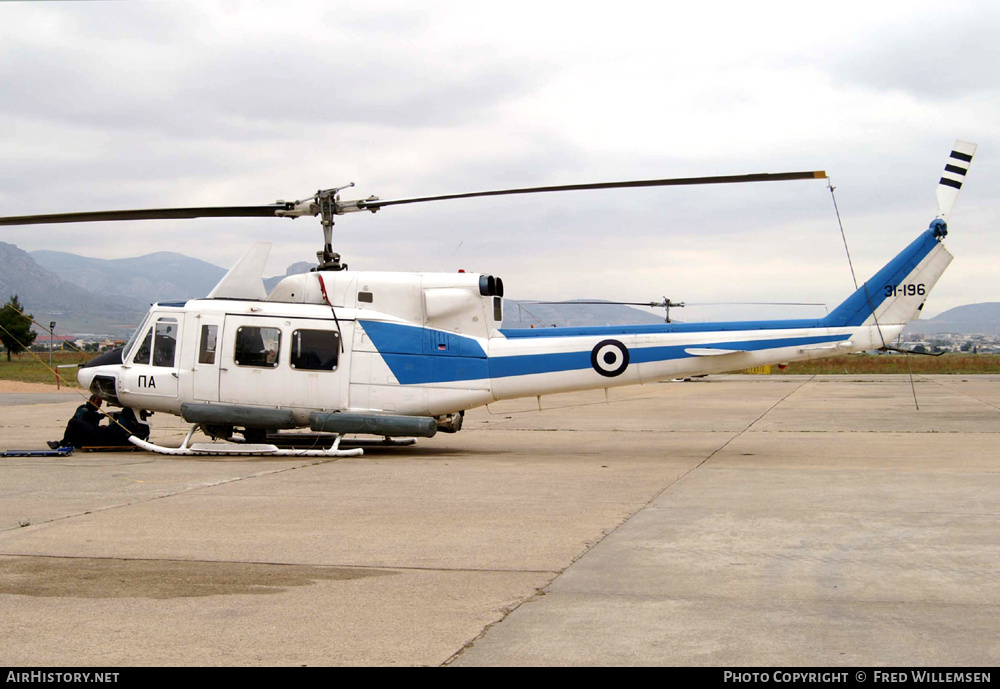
xmin=49 ymin=396 xmax=151 ymax=450
xmin=107 ymin=407 xmax=150 ymax=444
xmin=49 ymin=395 xmax=116 ymax=449
xmin=74 ymin=395 xmax=104 ymax=424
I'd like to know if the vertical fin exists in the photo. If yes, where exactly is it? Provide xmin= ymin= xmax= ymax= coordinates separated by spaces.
xmin=824 ymin=230 xmax=952 ymax=328
xmin=206 ymin=242 xmax=272 ymax=300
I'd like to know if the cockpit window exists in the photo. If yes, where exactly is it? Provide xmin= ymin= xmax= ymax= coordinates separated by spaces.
xmin=152 ymin=319 xmax=178 ymax=367
xmin=132 ymin=327 xmax=153 ymax=365
xmin=123 ymin=313 xmax=152 ymax=363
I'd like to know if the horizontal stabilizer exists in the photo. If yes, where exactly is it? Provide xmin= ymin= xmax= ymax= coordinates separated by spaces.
xmin=799 ymin=342 xmax=846 ymax=352
xmin=684 ymin=347 xmax=747 ymax=357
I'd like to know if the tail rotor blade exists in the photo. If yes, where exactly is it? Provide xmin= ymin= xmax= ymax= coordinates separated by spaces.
xmin=937 ymin=140 xmax=977 ymax=221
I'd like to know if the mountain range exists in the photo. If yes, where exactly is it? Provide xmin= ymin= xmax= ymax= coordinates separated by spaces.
xmin=0 ymin=242 xmax=146 ymax=336
xmin=1 ymin=242 xmax=997 ymax=337
xmin=0 ymin=244 xmax=319 ymax=338
xmin=31 ymin=250 xmax=228 ymax=309
xmin=502 ymin=300 xmax=663 ymax=328
xmin=903 ymin=302 xmax=1000 ymax=336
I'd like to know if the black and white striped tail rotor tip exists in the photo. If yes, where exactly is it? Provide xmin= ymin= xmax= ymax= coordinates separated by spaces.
xmin=936 ymin=139 xmax=977 ymax=222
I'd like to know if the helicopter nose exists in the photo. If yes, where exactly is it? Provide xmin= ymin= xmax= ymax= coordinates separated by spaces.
xmin=77 ymin=366 xmax=97 ymax=391
xmin=78 ymin=347 xmax=124 ymax=402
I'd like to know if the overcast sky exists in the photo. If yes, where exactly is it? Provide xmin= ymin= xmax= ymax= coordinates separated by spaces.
xmin=1 ymin=0 xmax=997 ymax=320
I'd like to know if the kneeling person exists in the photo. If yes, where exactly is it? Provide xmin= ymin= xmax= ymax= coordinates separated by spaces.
xmin=49 ymin=396 xmax=147 ymax=449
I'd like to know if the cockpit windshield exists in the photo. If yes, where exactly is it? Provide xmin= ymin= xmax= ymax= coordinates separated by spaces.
xmin=122 ymin=312 xmax=152 ymax=362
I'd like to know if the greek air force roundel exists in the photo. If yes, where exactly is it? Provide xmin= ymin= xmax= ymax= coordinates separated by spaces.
xmin=590 ymin=339 xmax=629 ymax=377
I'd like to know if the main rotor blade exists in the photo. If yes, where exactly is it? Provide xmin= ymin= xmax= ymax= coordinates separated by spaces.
xmin=361 ymin=171 xmax=828 ymax=210
xmin=683 ymin=301 xmax=827 ymax=306
xmin=531 ymin=300 xmax=826 ymax=307
xmin=533 ymin=300 xmax=671 ymax=307
xmin=0 ymin=169 xmax=828 ymax=225
xmin=0 ymin=205 xmax=292 ymax=226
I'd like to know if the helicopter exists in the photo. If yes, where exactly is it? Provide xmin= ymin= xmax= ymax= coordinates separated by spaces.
xmin=0 ymin=141 xmax=976 ymax=456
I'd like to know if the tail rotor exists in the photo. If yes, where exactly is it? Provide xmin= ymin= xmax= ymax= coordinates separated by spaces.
xmin=936 ymin=139 xmax=977 ymax=224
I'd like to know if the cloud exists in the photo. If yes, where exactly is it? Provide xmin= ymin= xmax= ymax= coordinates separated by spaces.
xmin=827 ymin=6 xmax=1000 ymax=101
xmin=0 ymin=0 xmax=997 ymax=320
xmin=0 ymin=6 xmax=539 ymax=138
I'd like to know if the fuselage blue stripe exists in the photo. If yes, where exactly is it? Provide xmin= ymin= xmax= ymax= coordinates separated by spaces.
xmin=488 ymin=351 xmax=590 ymax=379
xmin=379 ymin=353 xmax=490 ymax=385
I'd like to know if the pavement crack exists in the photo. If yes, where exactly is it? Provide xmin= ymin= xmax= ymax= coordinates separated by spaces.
xmin=917 ymin=375 xmax=1000 ymax=413
xmin=442 ymin=570 xmax=562 ymax=666
xmin=658 ymin=375 xmax=816 ymax=492
xmin=447 ymin=379 xmax=818 ymax=665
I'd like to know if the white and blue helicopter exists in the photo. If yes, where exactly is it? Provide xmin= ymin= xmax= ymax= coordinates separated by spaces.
xmin=0 ymin=141 xmax=976 ymax=456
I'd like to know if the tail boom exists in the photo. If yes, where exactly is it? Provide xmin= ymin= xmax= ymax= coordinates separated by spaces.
xmin=486 ymin=226 xmax=953 ymax=400
xmin=358 ymin=226 xmax=955 ymax=414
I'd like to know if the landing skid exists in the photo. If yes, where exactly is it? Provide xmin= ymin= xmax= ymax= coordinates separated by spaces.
xmin=263 ymin=431 xmax=417 ymax=449
xmin=342 ymin=437 xmax=417 ymax=447
xmin=128 ymin=425 xmax=385 ymax=457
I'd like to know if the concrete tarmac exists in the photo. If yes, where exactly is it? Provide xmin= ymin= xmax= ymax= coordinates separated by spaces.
xmin=0 ymin=375 xmax=997 ymax=666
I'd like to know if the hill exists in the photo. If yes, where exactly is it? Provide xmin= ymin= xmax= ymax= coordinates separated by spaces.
xmin=0 ymin=242 xmax=146 ymax=337
xmin=31 ymin=250 xmax=228 ymax=307
xmin=502 ymin=300 xmax=665 ymax=328
xmin=33 ymin=250 xmax=318 ymax=305
xmin=904 ymin=303 xmax=1000 ymax=336
xmin=263 ymin=261 xmax=317 ymax=293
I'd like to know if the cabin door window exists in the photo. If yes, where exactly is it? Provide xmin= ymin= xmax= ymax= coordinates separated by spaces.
xmin=192 ymin=316 xmax=225 ymax=402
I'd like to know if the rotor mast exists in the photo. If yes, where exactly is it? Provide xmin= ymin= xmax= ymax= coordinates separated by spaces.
xmin=274 ymin=183 xmax=383 ymax=271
